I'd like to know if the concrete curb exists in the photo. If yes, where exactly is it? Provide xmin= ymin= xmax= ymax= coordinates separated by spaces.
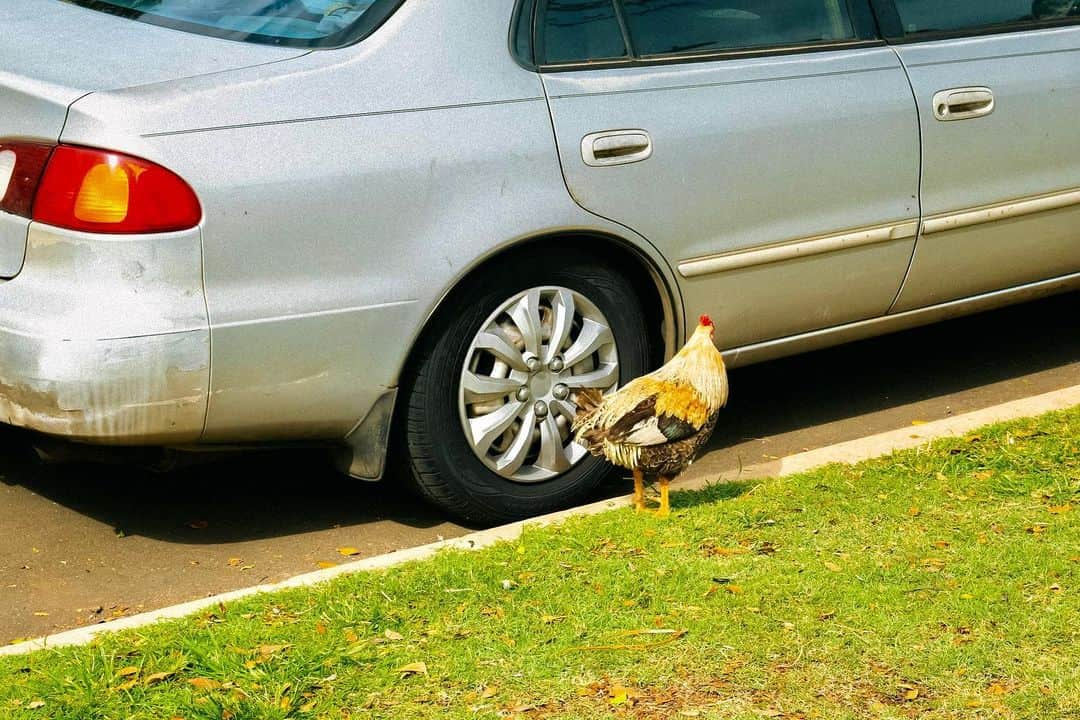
xmin=4 ymin=384 xmax=1078 ymax=657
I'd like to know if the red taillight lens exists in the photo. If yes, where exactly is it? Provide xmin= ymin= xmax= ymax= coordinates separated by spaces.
xmin=32 ymin=145 xmax=201 ymax=234
xmin=0 ymin=141 xmax=54 ymax=218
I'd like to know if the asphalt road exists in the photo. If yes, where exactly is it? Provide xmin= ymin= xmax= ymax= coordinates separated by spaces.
xmin=2 ymin=292 xmax=1078 ymax=644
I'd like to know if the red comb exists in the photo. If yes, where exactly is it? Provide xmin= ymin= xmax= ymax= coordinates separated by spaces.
xmin=699 ymin=314 xmax=713 ymax=327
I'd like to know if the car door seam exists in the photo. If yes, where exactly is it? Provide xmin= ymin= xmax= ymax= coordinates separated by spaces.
xmin=885 ymin=45 xmax=925 ymax=315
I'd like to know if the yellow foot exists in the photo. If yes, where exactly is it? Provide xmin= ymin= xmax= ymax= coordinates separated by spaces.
xmin=632 ymin=470 xmax=646 ymax=513
xmin=652 ymin=506 xmax=671 ymax=518
xmin=655 ymin=477 xmax=671 ymax=518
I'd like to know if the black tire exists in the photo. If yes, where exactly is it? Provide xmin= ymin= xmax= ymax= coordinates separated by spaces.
xmin=396 ymin=250 xmax=655 ymax=525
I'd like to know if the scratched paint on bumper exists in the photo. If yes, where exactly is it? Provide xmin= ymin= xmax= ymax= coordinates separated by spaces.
xmin=0 ymin=223 xmax=210 ymax=443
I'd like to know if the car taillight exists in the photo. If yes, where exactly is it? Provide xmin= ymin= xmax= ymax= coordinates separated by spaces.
xmin=32 ymin=145 xmax=202 ymax=234
xmin=0 ymin=141 xmax=54 ymax=218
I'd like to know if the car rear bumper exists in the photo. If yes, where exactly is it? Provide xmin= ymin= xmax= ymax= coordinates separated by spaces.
xmin=0 ymin=223 xmax=209 ymax=443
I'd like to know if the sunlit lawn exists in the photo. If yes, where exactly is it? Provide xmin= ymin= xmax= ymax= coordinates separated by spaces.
xmin=2 ymin=408 xmax=1078 ymax=719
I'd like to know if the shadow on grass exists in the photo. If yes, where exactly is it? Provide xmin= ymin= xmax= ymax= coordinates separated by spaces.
xmin=671 ymin=478 xmax=760 ymax=510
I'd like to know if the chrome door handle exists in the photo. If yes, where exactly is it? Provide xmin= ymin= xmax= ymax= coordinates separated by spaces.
xmin=581 ymin=130 xmax=652 ymax=167
xmin=932 ymin=87 xmax=994 ymax=121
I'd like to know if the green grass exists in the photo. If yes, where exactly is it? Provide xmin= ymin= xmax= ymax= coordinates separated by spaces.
xmin=2 ymin=408 xmax=1078 ymax=719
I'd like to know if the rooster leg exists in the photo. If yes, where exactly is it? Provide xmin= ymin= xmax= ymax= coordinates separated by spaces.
xmin=632 ymin=469 xmax=646 ymax=512
xmin=656 ymin=476 xmax=671 ymax=518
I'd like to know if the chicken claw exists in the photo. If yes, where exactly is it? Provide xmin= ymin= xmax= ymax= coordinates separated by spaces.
xmin=655 ymin=477 xmax=672 ymax=518
xmin=632 ymin=469 xmax=646 ymax=512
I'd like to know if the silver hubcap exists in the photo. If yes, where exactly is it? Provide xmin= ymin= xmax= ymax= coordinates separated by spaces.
xmin=458 ymin=286 xmax=620 ymax=482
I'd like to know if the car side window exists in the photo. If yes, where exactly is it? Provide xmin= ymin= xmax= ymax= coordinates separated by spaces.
xmin=538 ymin=0 xmax=628 ymax=65
xmin=890 ymin=0 xmax=1079 ymax=35
xmin=618 ymin=0 xmax=857 ymax=57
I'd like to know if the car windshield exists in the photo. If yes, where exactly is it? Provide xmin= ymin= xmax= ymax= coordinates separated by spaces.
xmin=63 ymin=0 xmax=396 ymax=47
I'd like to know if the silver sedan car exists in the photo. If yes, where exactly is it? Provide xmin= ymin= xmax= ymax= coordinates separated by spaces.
xmin=1 ymin=0 xmax=1078 ymax=523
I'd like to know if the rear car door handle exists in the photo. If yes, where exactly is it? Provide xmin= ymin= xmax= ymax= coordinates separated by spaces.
xmin=581 ymin=130 xmax=653 ymax=167
xmin=932 ymin=87 xmax=995 ymax=122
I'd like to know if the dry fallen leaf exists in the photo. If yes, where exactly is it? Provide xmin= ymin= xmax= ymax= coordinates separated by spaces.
xmin=824 ymin=561 xmax=841 ymax=572
xmin=113 ymin=680 xmax=138 ymax=692
xmin=481 ymin=685 xmax=499 ymax=699
xmin=27 ymin=700 xmax=46 ymax=710
xmin=144 ymin=670 xmax=176 ymax=686
xmin=911 ymin=420 xmax=928 ymax=426
xmin=609 ymin=685 xmax=645 ymax=705
xmin=1047 ymin=504 xmax=1072 ymax=515
xmin=384 ymin=629 xmax=404 ymax=641
xmin=189 ymin=677 xmax=221 ymax=691
xmin=701 ymin=545 xmax=749 ymax=558
xmin=396 ymin=661 xmax=428 ymax=677
xmin=258 ymin=644 xmax=292 ymax=657
xmin=316 ymin=561 xmax=338 ymax=569
xmin=908 ymin=506 xmax=921 ymax=517
xmin=337 ymin=547 xmax=361 ymax=557
xmin=921 ymin=558 xmax=947 ymax=572
xmin=116 ymin=666 xmax=140 ymax=678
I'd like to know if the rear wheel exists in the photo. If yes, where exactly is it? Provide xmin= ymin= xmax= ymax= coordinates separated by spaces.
xmin=398 ymin=251 xmax=655 ymax=525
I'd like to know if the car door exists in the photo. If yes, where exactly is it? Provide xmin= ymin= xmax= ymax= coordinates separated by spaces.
xmin=876 ymin=1 xmax=1080 ymax=312
xmin=530 ymin=0 xmax=921 ymax=348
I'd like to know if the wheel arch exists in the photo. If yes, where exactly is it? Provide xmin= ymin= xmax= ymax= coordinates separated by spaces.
xmin=395 ymin=229 xmax=684 ymax=392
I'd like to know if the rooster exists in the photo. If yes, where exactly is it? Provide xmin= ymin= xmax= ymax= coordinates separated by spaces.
xmin=573 ymin=315 xmax=728 ymax=517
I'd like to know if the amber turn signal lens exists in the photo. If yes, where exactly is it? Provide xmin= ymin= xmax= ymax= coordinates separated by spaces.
xmin=32 ymin=145 xmax=201 ymax=234
xmin=74 ymin=162 xmax=131 ymax=223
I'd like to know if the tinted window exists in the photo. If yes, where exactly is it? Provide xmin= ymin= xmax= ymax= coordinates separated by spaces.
xmin=514 ymin=0 xmax=538 ymax=64
xmin=892 ymin=0 xmax=1078 ymax=35
xmin=619 ymin=0 xmax=856 ymax=56
xmin=540 ymin=0 xmax=628 ymax=64
xmin=62 ymin=0 xmax=400 ymax=47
